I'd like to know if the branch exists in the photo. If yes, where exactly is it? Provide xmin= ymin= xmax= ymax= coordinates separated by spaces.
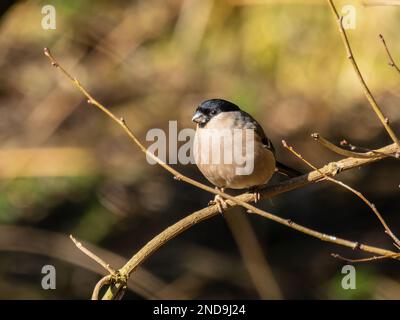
xmin=326 ymin=0 xmax=400 ymax=148
xmin=331 ymin=253 xmax=400 ymax=263
xmin=311 ymin=133 xmax=380 ymax=159
xmin=70 ymin=235 xmax=117 ymax=276
xmin=70 ymin=235 xmax=130 ymax=300
xmin=379 ymin=34 xmax=400 ymax=75
xmin=312 ymin=133 xmax=399 ymax=160
xmin=338 ymin=138 xmax=400 ymax=160
xmin=282 ymin=140 xmax=400 ymax=249
xmin=44 ymin=48 xmax=400 ymax=300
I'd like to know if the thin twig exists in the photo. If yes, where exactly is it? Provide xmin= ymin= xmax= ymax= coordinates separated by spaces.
xmin=339 ymin=138 xmax=400 ymax=160
xmin=282 ymin=140 xmax=400 ymax=249
xmin=311 ymin=133 xmax=380 ymax=159
xmin=331 ymin=253 xmax=400 ymax=263
xmin=379 ymin=34 xmax=400 ymax=74
xmin=312 ymin=133 xmax=399 ymax=160
xmin=44 ymin=48 xmax=400 ymax=300
xmin=70 ymin=235 xmax=117 ymax=276
xmin=326 ymin=0 xmax=400 ymax=148
xmin=70 ymin=233 xmax=128 ymax=299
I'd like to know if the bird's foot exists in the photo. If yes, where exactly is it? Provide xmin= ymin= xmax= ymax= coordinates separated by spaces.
xmin=248 ymin=186 xmax=262 ymax=203
xmin=208 ymin=188 xmax=228 ymax=214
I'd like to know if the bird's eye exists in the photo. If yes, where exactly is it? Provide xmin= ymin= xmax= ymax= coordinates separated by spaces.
xmin=210 ymin=110 xmax=217 ymax=115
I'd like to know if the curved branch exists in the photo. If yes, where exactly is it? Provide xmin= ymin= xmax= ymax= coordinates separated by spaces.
xmin=379 ymin=34 xmax=400 ymax=75
xmin=92 ymin=275 xmax=112 ymax=300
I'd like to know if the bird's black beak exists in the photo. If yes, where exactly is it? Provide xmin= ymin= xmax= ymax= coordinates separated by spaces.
xmin=192 ymin=111 xmax=207 ymax=124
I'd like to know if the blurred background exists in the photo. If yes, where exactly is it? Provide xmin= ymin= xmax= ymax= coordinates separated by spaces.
xmin=0 ymin=0 xmax=399 ymax=299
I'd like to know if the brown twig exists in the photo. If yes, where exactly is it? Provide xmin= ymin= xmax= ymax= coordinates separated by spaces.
xmin=339 ymin=138 xmax=400 ymax=160
xmin=44 ymin=48 xmax=400 ymax=300
xmin=331 ymin=253 xmax=400 ymax=263
xmin=70 ymin=234 xmax=129 ymax=299
xmin=311 ymin=133 xmax=380 ymax=159
xmin=379 ymin=34 xmax=400 ymax=74
xmin=70 ymin=235 xmax=117 ymax=276
xmin=282 ymin=140 xmax=400 ymax=249
xmin=326 ymin=0 xmax=400 ymax=148
xmin=311 ymin=133 xmax=400 ymax=160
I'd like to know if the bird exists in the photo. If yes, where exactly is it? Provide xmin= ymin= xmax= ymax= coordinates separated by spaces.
xmin=192 ymin=98 xmax=299 ymax=212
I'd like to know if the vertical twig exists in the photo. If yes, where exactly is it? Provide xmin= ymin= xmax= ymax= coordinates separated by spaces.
xmin=379 ymin=34 xmax=400 ymax=74
xmin=326 ymin=0 xmax=400 ymax=148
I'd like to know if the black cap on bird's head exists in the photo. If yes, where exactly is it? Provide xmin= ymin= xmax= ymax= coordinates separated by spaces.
xmin=192 ymin=99 xmax=241 ymax=127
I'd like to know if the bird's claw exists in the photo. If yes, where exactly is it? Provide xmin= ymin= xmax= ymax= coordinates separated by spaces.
xmin=209 ymin=194 xmax=228 ymax=214
xmin=248 ymin=186 xmax=262 ymax=203
xmin=253 ymin=192 xmax=261 ymax=203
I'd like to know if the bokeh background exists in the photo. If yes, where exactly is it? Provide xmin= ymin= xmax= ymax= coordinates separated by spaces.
xmin=0 ymin=0 xmax=399 ymax=299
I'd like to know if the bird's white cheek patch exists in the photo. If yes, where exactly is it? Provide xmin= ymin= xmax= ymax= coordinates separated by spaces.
xmin=194 ymin=128 xmax=255 ymax=175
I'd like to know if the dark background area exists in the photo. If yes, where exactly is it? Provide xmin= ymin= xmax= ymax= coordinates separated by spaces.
xmin=0 ymin=0 xmax=399 ymax=299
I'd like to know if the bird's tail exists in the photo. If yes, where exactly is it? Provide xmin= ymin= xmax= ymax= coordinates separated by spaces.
xmin=276 ymin=161 xmax=302 ymax=178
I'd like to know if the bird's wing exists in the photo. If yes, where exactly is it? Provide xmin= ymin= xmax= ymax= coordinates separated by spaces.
xmin=241 ymin=111 xmax=275 ymax=154
xmin=240 ymin=111 xmax=302 ymax=178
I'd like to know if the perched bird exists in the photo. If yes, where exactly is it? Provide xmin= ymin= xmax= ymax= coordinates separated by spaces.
xmin=192 ymin=98 xmax=299 ymax=212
